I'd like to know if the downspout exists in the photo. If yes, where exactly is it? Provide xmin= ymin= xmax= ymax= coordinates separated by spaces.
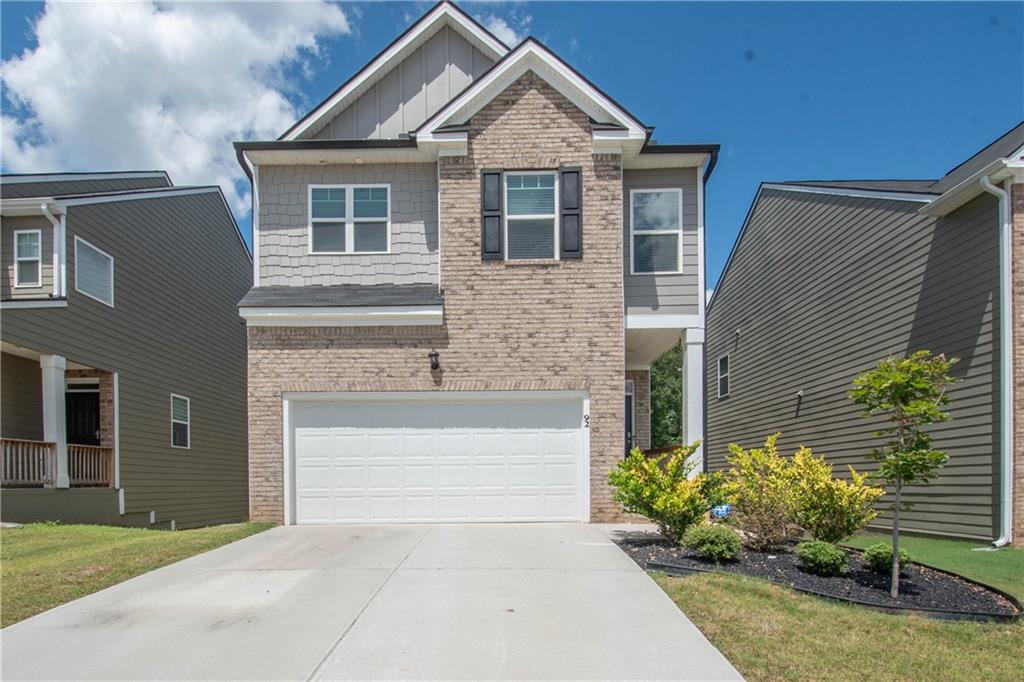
xmin=979 ymin=175 xmax=1014 ymax=548
xmin=40 ymin=202 xmax=61 ymax=298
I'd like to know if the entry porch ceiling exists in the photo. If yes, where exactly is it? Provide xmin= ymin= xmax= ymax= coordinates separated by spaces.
xmin=626 ymin=328 xmax=681 ymax=369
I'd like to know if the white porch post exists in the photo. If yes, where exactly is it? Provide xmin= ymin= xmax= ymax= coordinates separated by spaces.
xmin=40 ymin=355 xmax=69 ymax=488
xmin=682 ymin=328 xmax=705 ymax=473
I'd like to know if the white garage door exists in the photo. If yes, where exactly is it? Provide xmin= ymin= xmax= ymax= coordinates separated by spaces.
xmin=290 ymin=392 xmax=586 ymax=524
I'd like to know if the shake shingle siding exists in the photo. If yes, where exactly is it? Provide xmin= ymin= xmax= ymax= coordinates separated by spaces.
xmin=1 ymin=192 xmax=250 ymax=528
xmin=706 ymin=189 xmax=1000 ymax=540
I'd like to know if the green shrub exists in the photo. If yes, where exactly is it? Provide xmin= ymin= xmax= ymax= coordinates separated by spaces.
xmin=608 ymin=442 xmax=707 ymax=543
xmin=722 ymin=434 xmax=798 ymax=550
xmin=698 ymin=471 xmax=729 ymax=508
xmin=789 ymin=448 xmax=884 ymax=543
xmin=861 ymin=542 xmax=912 ymax=574
xmin=682 ymin=524 xmax=742 ymax=562
xmin=796 ymin=540 xmax=848 ymax=576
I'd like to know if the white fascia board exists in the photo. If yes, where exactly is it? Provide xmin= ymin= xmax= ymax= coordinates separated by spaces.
xmin=283 ymin=3 xmax=508 ymax=142
xmin=242 ymin=147 xmax=435 ymax=165
xmin=239 ymin=305 xmax=443 ymax=327
xmin=921 ymin=158 xmax=1024 ymax=216
xmin=626 ymin=313 xmax=704 ymax=329
xmin=1 ymin=171 xmax=169 ymax=185
xmin=0 ymin=198 xmax=63 ymax=217
xmin=1 ymin=299 xmax=68 ymax=310
xmin=761 ymin=183 xmax=935 ymax=204
xmin=417 ymin=43 xmax=647 ymax=143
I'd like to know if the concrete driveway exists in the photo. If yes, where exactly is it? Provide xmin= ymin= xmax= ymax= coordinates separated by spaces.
xmin=2 ymin=524 xmax=739 ymax=681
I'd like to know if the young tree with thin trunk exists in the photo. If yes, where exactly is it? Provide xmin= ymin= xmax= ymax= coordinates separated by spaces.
xmin=849 ymin=350 xmax=957 ymax=598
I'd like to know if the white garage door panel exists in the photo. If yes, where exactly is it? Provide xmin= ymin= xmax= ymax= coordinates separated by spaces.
xmin=292 ymin=394 xmax=584 ymax=524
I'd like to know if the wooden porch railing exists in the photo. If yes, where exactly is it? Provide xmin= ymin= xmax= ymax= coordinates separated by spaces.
xmin=68 ymin=444 xmax=114 ymax=487
xmin=1 ymin=439 xmax=57 ymax=487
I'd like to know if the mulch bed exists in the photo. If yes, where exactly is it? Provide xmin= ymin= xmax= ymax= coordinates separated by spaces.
xmin=612 ymin=531 xmax=1021 ymax=622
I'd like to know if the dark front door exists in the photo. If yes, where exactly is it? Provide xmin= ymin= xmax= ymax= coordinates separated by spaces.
xmin=625 ymin=394 xmax=634 ymax=455
xmin=66 ymin=392 xmax=100 ymax=445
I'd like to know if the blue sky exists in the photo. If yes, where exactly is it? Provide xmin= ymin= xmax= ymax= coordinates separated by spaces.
xmin=3 ymin=2 xmax=1022 ymax=289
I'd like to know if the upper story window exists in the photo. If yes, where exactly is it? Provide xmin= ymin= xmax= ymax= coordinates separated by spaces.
xmin=74 ymin=236 xmax=114 ymax=307
xmin=13 ymin=230 xmax=42 ymax=288
xmin=506 ymin=172 xmax=557 ymax=260
xmin=170 ymin=394 xmax=190 ymax=449
xmin=717 ymin=355 xmax=730 ymax=398
xmin=309 ymin=184 xmax=390 ymax=255
xmin=631 ymin=188 xmax=683 ymax=274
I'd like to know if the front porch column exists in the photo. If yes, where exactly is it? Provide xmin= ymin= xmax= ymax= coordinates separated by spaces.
xmin=40 ymin=355 xmax=69 ymax=488
xmin=682 ymin=328 xmax=705 ymax=473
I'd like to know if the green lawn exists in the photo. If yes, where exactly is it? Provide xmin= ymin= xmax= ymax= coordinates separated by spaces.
xmin=655 ymin=532 xmax=1023 ymax=681
xmin=1 ymin=522 xmax=273 ymax=627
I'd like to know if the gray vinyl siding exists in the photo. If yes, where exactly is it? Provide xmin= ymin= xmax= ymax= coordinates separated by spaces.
xmin=1 ymin=175 xmax=170 ymax=200
xmin=705 ymin=188 xmax=1001 ymax=540
xmin=623 ymin=168 xmax=700 ymax=315
xmin=258 ymin=163 xmax=438 ymax=286
xmin=1 ymin=352 xmax=44 ymax=441
xmin=311 ymin=25 xmax=493 ymax=140
xmin=1 ymin=192 xmax=251 ymax=528
xmin=1 ymin=216 xmax=54 ymax=300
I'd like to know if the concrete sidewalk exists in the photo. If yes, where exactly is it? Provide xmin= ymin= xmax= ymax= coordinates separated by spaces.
xmin=1 ymin=523 xmax=740 ymax=681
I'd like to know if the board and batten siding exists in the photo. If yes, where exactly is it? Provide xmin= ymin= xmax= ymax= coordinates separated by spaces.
xmin=1 ymin=216 xmax=55 ymax=300
xmin=311 ymin=25 xmax=493 ymax=140
xmin=1 ymin=192 xmax=251 ymax=528
xmin=622 ymin=168 xmax=700 ymax=316
xmin=258 ymin=163 xmax=438 ymax=287
xmin=705 ymin=189 xmax=1001 ymax=540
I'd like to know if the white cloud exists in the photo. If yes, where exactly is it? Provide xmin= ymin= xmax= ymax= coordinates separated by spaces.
xmin=480 ymin=11 xmax=531 ymax=47
xmin=1 ymin=1 xmax=350 ymax=216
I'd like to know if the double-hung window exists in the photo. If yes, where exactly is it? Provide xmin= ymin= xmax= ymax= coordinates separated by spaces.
xmin=13 ymin=230 xmax=42 ymax=287
xmin=717 ymin=355 xmax=730 ymax=398
xmin=309 ymin=185 xmax=390 ymax=254
xmin=171 ymin=394 xmax=190 ymax=449
xmin=74 ymin=236 xmax=114 ymax=306
xmin=505 ymin=172 xmax=557 ymax=260
xmin=630 ymin=188 xmax=683 ymax=274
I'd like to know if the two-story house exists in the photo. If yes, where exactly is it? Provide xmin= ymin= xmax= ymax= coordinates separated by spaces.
xmin=1 ymin=171 xmax=252 ymax=529
xmin=235 ymin=2 xmax=716 ymax=525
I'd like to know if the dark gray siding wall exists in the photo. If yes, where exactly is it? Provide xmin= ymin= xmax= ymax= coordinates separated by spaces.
xmin=622 ymin=168 xmax=700 ymax=315
xmin=705 ymin=189 xmax=1000 ymax=540
xmin=1 ymin=192 xmax=251 ymax=528
xmin=1 ymin=216 xmax=54 ymax=299
xmin=1 ymin=175 xmax=170 ymax=199
xmin=1 ymin=352 xmax=44 ymax=440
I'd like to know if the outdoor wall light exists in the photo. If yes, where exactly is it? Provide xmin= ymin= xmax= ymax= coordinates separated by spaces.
xmin=428 ymin=349 xmax=440 ymax=371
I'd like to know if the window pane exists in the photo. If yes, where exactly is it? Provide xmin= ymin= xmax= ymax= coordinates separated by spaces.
xmin=76 ymin=241 xmax=113 ymax=304
xmin=312 ymin=221 xmax=346 ymax=252
xmin=353 ymin=187 xmax=388 ymax=218
xmin=719 ymin=356 xmax=729 ymax=376
xmin=633 ymin=233 xmax=679 ymax=272
xmin=353 ymin=222 xmax=387 ymax=252
xmin=508 ymin=218 xmax=554 ymax=259
xmin=633 ymin=191 xmax=679 ymax=231
xmin=507 ymin=174 xmax=555 ymax=215
xmin=171 ymin=396 xmax=189 ymax=422
xmin=719 ymin=377 xmax=729 ymax=397
xmin=311 ymin=187 xmax=345 ymax=219
xmin=172 ymin=421 xmax=189 ymax=448
xmin=16 ymin=232 xmax=40 ymax=258
xmin=16 ymin=260 xmax=39 ymax=285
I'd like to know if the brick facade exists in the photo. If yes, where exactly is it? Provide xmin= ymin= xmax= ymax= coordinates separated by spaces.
xmin=626 ymin=369 xmax=651 ymax=451
xmin=248 ymin=72 xmax=627 ymax=523
xmin=65 ymin=368 xmax=114 ymax=448
xmin=1012 ymin=183 xmax=1024 ymax=544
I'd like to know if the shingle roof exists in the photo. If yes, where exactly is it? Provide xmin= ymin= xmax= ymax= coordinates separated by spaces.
xmin=238 ymin=284 xmax=443 ymax=308
xmin=932 ymin=121 xmax=1024 ymax=193
xmin=779 ymin=179 xmax=940 ymax=195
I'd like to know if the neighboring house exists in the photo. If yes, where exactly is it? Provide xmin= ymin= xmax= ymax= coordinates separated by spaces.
xmin=706 ymin=122 xmax=1024 ymax=544
xmin=235 ymin=1 xmax=716 ymax=525
xmin=0 ymin=171 xmax=252 ymax=529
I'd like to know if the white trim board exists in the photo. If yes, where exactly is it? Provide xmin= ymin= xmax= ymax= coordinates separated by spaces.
xmin=239 ymin=305 xmax=443 ymax=327
xmin=0 ymin=299 xmax=67 ymax=310
xmin=626 ymin=313 xmax=703 ymax=329
xmin=628 ymin=187 xmax=684 ymax=276
xmin=73 ymin=236 xmax=115 ymax=308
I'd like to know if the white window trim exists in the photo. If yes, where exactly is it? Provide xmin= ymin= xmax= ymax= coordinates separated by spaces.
xmin=13 ymin=229 xmax=42 ymax=288
xmin=73 ymin=236 xmax=114 ymax=307
xmin=307 ymin=183 xmax=391 ymax=255
xmin=170 ymin=394 xmax=191 ymax=449
xmin=717 ymin=354 xmax=730 ymax=399
xmin=629 ymin=187 xmax=684 ymax=275
xmin=504 ymin=171 xmax=560 ymax=261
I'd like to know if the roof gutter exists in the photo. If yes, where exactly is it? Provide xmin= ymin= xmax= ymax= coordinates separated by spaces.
xmin=979 ymin=175 xmax=1014 ymax=548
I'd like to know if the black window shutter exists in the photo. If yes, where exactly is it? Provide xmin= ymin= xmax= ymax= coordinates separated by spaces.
xmin=481 ymin=169 xmax=503 ymax=260
xmin=560 ymin=167 xmax=582 ymax=259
